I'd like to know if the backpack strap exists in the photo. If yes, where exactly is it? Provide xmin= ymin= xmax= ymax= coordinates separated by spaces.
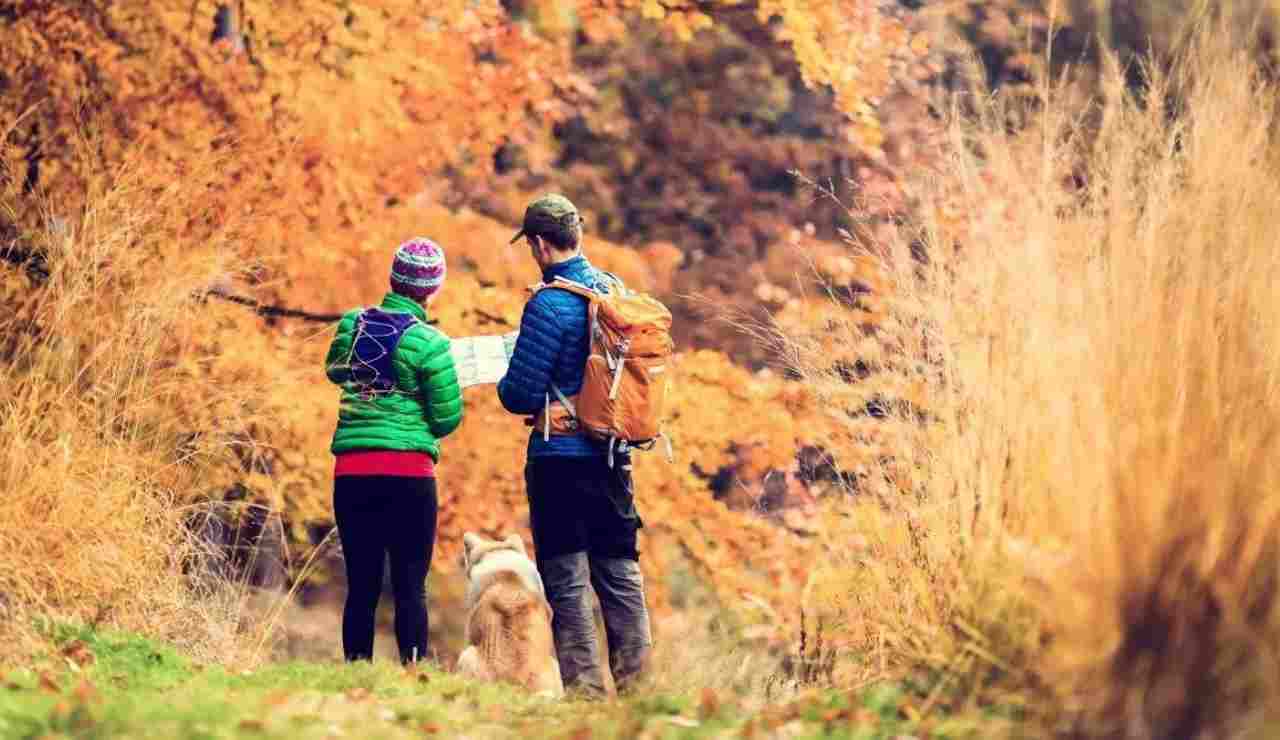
xmin=531 ymin=276 xmax=600 ymax=301
xmin=550 ymin=384 xmax=577 ymax=416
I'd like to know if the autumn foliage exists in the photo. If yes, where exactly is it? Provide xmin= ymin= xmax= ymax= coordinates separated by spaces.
xmin=0 ymin=0 xmax=933 ymax=664
xmin=8 ymin=2 xmax=1280 ymax=735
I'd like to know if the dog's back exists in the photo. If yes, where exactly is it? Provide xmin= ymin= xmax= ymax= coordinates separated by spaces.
xmin=456 ymin=533 xmax=563 ymax=697
xmin=465 ymin=570 xmax=560 ymax=694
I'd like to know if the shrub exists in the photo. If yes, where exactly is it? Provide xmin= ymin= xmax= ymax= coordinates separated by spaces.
xmin=788 ymin=23 xmax=1280 ymax=736
xmin=0 ymin=144 xmax=265 ymax=662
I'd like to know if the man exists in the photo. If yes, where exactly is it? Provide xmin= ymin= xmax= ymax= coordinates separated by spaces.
xmin=497 ymin=194 xmax=653 ymax=696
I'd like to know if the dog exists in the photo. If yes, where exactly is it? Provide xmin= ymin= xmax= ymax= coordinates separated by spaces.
xmin=454 ymin=532 xmax=564 ymax=698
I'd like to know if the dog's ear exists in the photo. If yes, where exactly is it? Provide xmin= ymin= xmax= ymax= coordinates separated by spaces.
xmin=462 ymin=532 xmax=481 ymax=571
xmin=504 ymin=533 xmax=525 ymax=554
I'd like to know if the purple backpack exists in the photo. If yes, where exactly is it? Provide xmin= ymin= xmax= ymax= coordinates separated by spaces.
xmin=347 ymin=308 xmax=420 ymax=399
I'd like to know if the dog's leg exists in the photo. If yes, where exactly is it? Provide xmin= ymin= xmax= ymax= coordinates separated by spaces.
xmin=542 ymin=657 xmax=565 ymax=698
xmin=529 ymin=602 xmax=565 ymax=699
xmin=456 ymin=645 xmax=487 ymax=680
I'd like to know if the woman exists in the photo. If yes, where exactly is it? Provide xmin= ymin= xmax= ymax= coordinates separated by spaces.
xmin=323 ymin=237 xmax=462 ymax=664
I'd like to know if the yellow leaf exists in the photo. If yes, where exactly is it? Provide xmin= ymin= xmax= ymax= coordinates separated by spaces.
xmin=641 ymin=0 xmax=666 ymax=21
xmin=670 ymin=13 xmax=693 ymax=41
xmin=688 ymin=11 xmax=714 ymax=31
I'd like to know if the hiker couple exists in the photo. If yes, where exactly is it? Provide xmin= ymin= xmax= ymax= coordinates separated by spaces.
xmin=323 ymin=194 xmax=662 ymax=695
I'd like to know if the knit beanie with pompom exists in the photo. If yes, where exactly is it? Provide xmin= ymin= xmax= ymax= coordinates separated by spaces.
xmin=389 ymin=237 xmax=446 ymax=301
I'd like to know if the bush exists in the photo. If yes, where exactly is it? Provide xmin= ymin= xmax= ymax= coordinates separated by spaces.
xmin=0 ymin=145 xmax=265 ymax=662
xmin=788 ymin=23 xmax=1280 ymax=737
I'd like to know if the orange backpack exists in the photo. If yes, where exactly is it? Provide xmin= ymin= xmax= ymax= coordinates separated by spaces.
xmin=530 ymin=275 xmax=675 ymax=466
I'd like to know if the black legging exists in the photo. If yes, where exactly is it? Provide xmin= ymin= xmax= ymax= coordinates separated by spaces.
xmin=333 ymin=475 xmax=437 ymax=664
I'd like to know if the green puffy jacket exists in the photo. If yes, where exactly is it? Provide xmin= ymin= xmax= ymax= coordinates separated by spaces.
xmin=324 ymin=292 xmax=463 ymax=460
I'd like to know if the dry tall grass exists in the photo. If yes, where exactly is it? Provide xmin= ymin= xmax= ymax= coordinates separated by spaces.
xmin=0 ymin=143 xmax=278 ymax=663
xmin=788 ymin=26 xmax=1280 ymax=737
xmin=1064 ymin=0 xmax=1280 ymax=69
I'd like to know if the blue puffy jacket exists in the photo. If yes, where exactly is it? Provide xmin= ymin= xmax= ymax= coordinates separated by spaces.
xmin=498 ymin=255 xmax=614 ymax=458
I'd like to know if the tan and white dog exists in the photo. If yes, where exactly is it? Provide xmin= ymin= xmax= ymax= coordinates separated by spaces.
xmin=454 ymin=532 xmax=564 ymax=698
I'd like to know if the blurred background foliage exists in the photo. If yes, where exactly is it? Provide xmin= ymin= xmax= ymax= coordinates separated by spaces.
xmin=2 ymin=0 xmax=1278 ymax=671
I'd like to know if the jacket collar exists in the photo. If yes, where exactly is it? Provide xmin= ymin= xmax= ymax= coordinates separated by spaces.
xmin=380 ymin=292 xmax=428 ymax=322
xmin=542 ymin=254 xmax=589 ymax=283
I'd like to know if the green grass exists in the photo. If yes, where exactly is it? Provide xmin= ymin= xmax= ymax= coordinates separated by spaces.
xmin=0 ymin=624 xmax=1016 ymax=739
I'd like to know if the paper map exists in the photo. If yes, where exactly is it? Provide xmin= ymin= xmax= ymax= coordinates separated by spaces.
xmin=451 ymin=331 xmax=518 ymax=389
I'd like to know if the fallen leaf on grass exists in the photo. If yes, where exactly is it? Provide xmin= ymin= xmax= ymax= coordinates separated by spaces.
xmin=698 ymin=687 xmax=719 ymax=718
xmin=666 ymin=716 xmax=700 ymax=728
xmin=72 ymin=680 xmax=98 ymax=704
xmin=419 ymin=722 xmax=441 ymax=734
xmin=60 ymin=641 xmax=95 ymax=669
xmin=760 ymin=710 xmax=785 ymax=731
xmin=344 ymin=687 xmax=371 ymax=702
xmin=238 ymin=718 xmax=266 ymax=732
xmin=38 ymin=672 xmax=59 ymax=693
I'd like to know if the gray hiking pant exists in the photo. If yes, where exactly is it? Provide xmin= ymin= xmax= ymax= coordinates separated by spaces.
xmin=540 ymin=552 xmax=652 ymax=694
xmin=526 ymin=456 xmax=653 ymax=695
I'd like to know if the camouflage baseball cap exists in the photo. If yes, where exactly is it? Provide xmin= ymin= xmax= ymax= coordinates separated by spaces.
xmin=509 ymin=194 xmax=583 ymax=245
